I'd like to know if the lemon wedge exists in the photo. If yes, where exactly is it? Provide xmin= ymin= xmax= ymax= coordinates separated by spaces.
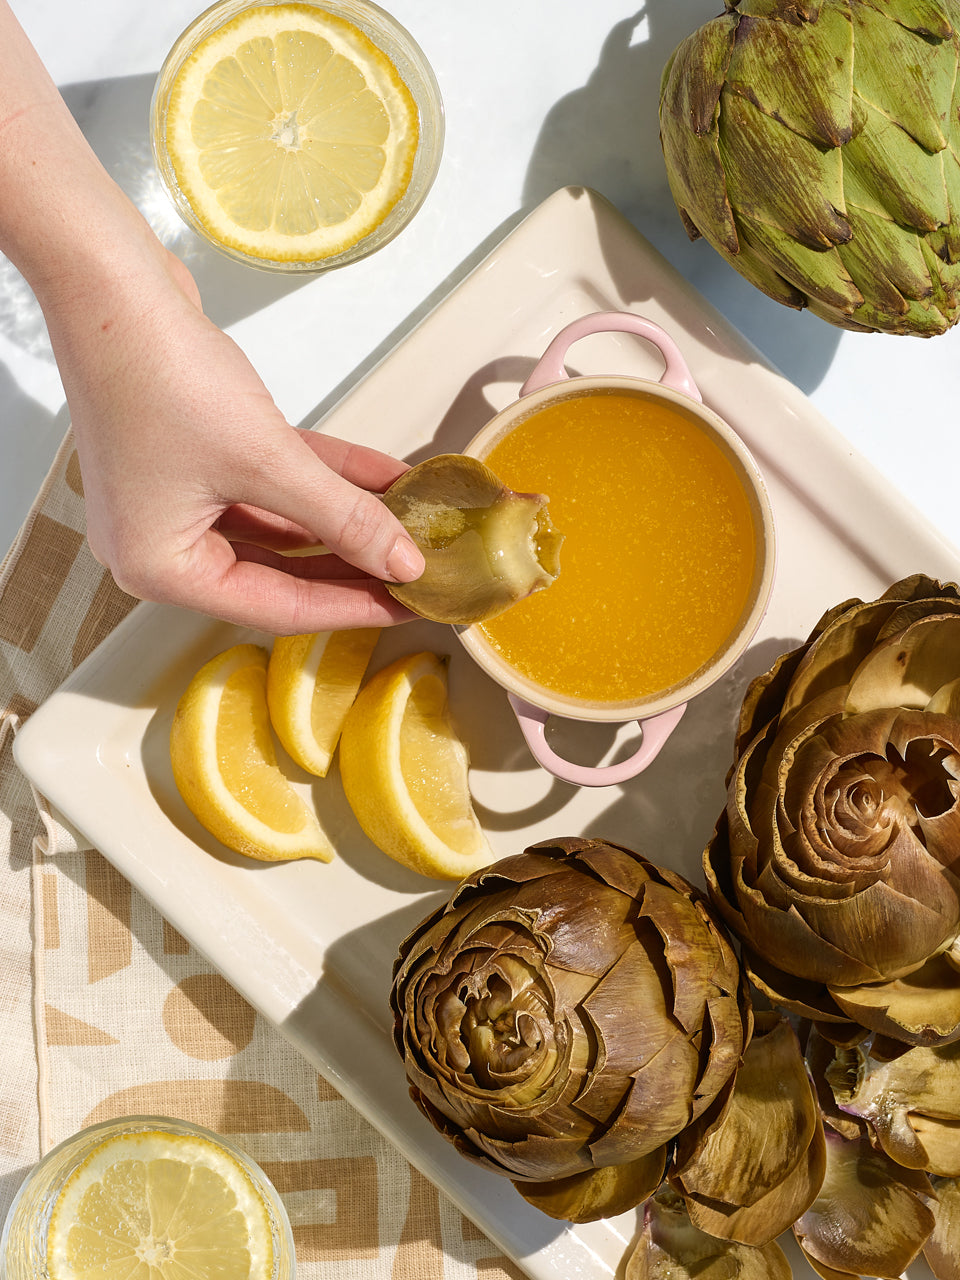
xmin=267 ymin=627 xmax=380 ymax=776
xmin=162 ymin=2 xmax=420 ymax=263
xmin=46 ymin=1128 xmax=275 ymax=1280
xmin=171 ymin=643 xmax=334 ymax=862
xmin=338 ymin=651 xmax=494 ymax=879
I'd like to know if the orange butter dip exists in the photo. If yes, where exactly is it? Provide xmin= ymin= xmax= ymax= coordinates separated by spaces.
xmin=477 ymin=390 xmax=758 ymax=703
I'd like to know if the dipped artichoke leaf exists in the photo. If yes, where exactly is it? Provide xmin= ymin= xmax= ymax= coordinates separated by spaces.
xmin=924 ymin=1175 xmax=960 ymax=1280
xmin=928 ymin=674 xmax=960 ymax=716
xmin=512 ymin=1146 xmax=667 ymax=1223
xmin=382 ymin=452 xmax=562 ymax=625
xmin=828 ymin=949 xmax=960 ymax=1047
xmin=624 ymin=1185 xmax=792 ymax=1280
xmin=725 ymin=1 xmax=854 ymax=148
xmin=670 ymin=1016 xmax=826 ymax=1246
xmin=827 ymin=1036 xmax=960 ymax=1175
xmin=793 ymin=1130 xmax=936 ymax=1280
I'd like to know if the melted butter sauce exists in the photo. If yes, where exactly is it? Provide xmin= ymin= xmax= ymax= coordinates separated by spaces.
xmin=477 ymin=390 xmax=758 ymax=703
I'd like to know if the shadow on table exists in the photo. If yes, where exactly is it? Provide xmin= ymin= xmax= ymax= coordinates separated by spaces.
xmin=0 ymin=71 xmax=315 ymax=372
xmin=520 ymin=2 xmax=844 ymax=394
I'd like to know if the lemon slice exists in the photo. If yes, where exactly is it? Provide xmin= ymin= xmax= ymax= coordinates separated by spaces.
xmin=162 ymin=3 xmax=420 ymax=263
xmin=267 ymin=627 xmax=381 ymax=776
xmin=46 ymin=1128 xmax=274 ymax=1280
xmin=171 ymin=643 xmax=334 ymax=862
xmin=338 ymin=650 xmax=494 ymax=879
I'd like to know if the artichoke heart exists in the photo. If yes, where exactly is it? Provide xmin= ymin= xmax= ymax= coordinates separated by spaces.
xmin=383 ymin=453 xmax=563 ymax=625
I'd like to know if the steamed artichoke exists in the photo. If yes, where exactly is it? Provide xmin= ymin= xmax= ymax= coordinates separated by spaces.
xmin=704 ymin=574 xmax=960 ymax=1046
xmin=390 ymin=837 xmax=751 ymax=1222
xmin=659 ymin=0 xmax=960 ymax=335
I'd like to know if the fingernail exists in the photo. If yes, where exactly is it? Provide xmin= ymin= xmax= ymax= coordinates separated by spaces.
xmin=385 ymin=536 xmax=424 ymax=583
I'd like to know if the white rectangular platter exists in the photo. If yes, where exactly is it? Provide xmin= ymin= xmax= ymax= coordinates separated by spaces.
xmin=14 ymin=187 xmax=960 ymax=1280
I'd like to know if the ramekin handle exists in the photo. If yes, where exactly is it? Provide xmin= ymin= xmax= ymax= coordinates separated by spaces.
xmin=520 ymin=310 xmax=702 ymax=403
xmin=507 ymin=697 xmax=687 ymax=787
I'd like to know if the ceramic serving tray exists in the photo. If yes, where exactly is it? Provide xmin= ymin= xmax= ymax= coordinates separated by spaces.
xmin=14 ymin=187 xmax=959 ymax=1279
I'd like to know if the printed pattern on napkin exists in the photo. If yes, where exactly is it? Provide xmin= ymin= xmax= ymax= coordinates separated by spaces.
xmin=0 ymin=429 xmax=524 ymax=1279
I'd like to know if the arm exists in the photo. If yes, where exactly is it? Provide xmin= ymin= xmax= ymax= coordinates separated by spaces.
xmin=0 ymin=1 xmax=424 ymax=633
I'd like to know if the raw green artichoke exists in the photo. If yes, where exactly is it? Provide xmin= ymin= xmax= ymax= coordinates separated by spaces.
xmin=659 ymin=0 xmax=960 ymax=335
xmin=704 ymin=574 xmax=960 ymax=1046
xmin=389 ymin=837 xmax=750 ymax=1222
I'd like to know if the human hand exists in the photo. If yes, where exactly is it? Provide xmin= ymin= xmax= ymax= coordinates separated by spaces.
xmin=39 ymin=246 xmax=424 ymax=634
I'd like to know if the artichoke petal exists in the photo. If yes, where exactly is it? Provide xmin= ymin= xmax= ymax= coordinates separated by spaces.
xmin=793 ymin=1131 xmax=936 ymax=1279
xmin=852 ymin=1 xmax=956 ymax=154
xmin=726 ymin=3 xmax=854 ymax=147
xmin=734 ymin=216 xmax=863 ymax=312
xmin=671 ymin=1017 xmax=825 ymax=1245
xmin=718 ymin=92 xmax=852 ymax=248
xmin=512 ymin=1147 xmax=667 ymax=1224
xmin=829 ymin=1037 xmax=960 ymax=1173
xmin=659 ymin=16 xmax=740 ymax=255
xmin=625 ymin=1186 xmax=793 ymax=1280
xmin=924 ymin=1175 xmax=960 ymax=1280
xmin=382 ymin=453 xmax=562 ymax=625
xmin=843 ymin=98 xmax=949 ymax=232
xmin=871 ymin=0 xmax=956 ymax=41
xmin=845 ymin=616 xmax=960 ymax=713
xmin=829 ymin=952 xmax=960 ymax=1047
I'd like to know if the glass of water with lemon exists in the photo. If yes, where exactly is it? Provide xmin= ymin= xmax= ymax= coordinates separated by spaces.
xmin=0 ymin=1116 xmax=295 ymax=1279
xmin=151 ymin=0 xmax=444 ymax=271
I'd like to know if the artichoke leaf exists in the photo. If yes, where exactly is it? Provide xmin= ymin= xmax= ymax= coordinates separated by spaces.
xmin=830 ymin=1038 xmax=960 ymax=1174
xmin=382 ymin=453 xmax=562 ymax=625
xmin=682 ymin=1116 xmax=826 ymax=1247
xmin=779 ymin=596 xmax=913 ymax=719
xmin=924 ymin=1175 xmax=960 ymax=1280
xmin=718 ymin=92 xmax=852 ymax=249
xmin=852 ymin=1 xmax=956 ymax=154
xmin=865 ymin=0 xmax=956 ymax=41
xmin=844 ymin=616 xmax=960 ymax=713
xmin=735 ymin=216 xmax=863 ymax=313
xmin=625 ymin=1186 xmax=793 ymax=1280
xmin=512 ymin=1146 xmax=667 ymax=1223
xmin=659 ymin=17 xmax=740 ymax=255
xmin=671 ymin=1017 xmax=826 ymax=1245
xmin=843 ymin=98 xmax=949 ymax=233
xmin=726 ymin=2 xmax=854 ymax=147
xmin=793 ymin=1131 xmax=936 ymax=1279
xmin=927 ymin=674 xmax=960 ymax=716
xmin=834 ymin=209 xmax=953 ymax=331
xmin=829 ymin=952 xmax=960 ymax=1047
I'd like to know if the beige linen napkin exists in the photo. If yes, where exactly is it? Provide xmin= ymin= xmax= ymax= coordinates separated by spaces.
xmin=0 ymin=428 xmax=523 ymax=1279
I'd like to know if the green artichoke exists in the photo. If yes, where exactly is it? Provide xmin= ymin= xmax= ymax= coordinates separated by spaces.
xmin=390 ymin=837 xmax=750 ymax=1222
xmin=659 ymin=0 xmax=960 ymax=335
xmin=704 ymin=574 xmax=960 ymax=1046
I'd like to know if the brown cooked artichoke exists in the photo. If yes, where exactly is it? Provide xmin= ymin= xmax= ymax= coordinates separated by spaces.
xmin=704 ymin=574 xmax=960 ymax=1046
xmin=389 ymin=836 xmax=750 ymax=1222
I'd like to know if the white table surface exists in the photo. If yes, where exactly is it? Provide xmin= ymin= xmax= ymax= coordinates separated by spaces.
xmin=3 ymin=0 xmax=960 ymax=569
